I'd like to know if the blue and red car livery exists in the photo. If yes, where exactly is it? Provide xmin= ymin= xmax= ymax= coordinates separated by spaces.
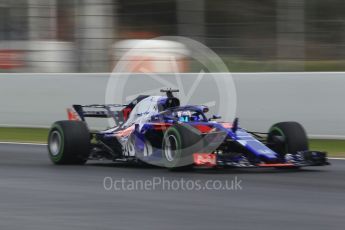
xmin=48 ymin=89 xmax=329 ymax=169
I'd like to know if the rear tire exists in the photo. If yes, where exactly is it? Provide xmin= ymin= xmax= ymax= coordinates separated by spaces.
xmin=162 ymin=124 xmax=203 ymax=170
xmin=48 ymin=121 xmax=90 ymax=165
xmin=267 ymin=121 xmax=308 ymax=157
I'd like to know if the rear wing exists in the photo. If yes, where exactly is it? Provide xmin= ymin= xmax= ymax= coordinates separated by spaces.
xmin=67 ymin=95 xmax=149 ymax=125
xmin=68 ymin=104 xmax=128 ymax=126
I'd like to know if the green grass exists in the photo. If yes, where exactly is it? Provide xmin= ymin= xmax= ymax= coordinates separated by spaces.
xmin=0 ymin=127 xmax=49 ymax=143
xmin=309 ymin=139 xmax=345 ymax=158
xmin=0 ymin=127 xmax=344 ymax=157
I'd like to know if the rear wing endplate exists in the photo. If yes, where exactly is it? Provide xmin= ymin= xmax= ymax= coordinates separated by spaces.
xmin=70 ymin=104 xmax=128 ymax=125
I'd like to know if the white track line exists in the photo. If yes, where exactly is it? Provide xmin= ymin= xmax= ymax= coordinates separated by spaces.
xmin=0 ymin=141 xmax=46 ymax=146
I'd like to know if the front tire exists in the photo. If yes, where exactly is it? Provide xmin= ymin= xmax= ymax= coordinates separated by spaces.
xmin=267 ymin=121 xmax=308 ymax=158
xmin=162 ymin=124 xmax=203 ymax=170
xmin=48 ymin=121 xmax=90 ymax=165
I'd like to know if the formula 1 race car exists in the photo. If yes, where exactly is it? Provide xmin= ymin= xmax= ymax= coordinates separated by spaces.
xmin=47 ymin=89 xmax=329 ymax=170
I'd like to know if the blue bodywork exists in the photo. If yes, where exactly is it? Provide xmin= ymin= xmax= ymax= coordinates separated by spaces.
xmin=75 ymin=93 xmax=329 ymax=168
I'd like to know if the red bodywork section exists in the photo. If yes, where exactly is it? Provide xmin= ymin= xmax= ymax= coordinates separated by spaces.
xmin=122 ymin=107 xmax=132 ymax=121
xmin=67 ymin=108 xmax=79 ymax=121
xmin=193 ymin=124 xmax=213 ymax=133
xmin=152 ymin=123 xmax=172 ymax=131
xmin=219 ymin=122 xmax=232 ymax=129
xmin=193 ymin=153 xmax=216 ymax=167
xmin=257 ymin=163 xmax=295 ymax=167
xmin=114 ymin=125 xmax=135 ymax=138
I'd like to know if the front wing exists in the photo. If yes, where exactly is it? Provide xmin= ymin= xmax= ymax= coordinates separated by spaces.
xmin=193 ymin=151 xmax=330 ymax=168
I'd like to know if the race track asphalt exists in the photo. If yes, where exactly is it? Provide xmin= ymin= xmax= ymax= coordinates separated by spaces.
xmin=0 ymin=143 xmax=344 ymax=230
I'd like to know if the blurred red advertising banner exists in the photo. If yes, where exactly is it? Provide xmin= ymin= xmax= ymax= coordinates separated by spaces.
xmin=0 ymin=50 xmax=24 ymax=69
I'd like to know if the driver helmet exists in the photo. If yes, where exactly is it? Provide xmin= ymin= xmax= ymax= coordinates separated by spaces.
xmin=176 ymin=111 xmax=192 ymax=122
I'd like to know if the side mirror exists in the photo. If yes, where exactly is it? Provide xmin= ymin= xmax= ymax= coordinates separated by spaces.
xmin=232 ymin=117 xmax=239 ymax=133
xmin=209 ymin=114 xmax=222 ymax=121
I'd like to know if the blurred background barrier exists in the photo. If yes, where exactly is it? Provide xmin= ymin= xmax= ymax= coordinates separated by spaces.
xmin=0 ymin=0 xmax=345 ymax=72
xmin=1 ymin=0 xmax=345 ymax=137
xmin=112 ymin=39 xmax=189 ymax=72
xmin=1 ymin=72 xmax=345 ymax=138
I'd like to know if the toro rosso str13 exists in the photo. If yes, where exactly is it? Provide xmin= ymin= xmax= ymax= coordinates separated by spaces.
xmin=48 ymin=89 xmax=329 ymax=170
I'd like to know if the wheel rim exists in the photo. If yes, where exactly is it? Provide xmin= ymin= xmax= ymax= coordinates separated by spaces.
xmin=164 ymin=135 xmax=178 ymax=162
xmin=269 ymin=127 xmax=287 ymax=154
xmin=143 ymin=141 xmax=153 ymax=157
xmin=49 ymin=130 xmax=62 ymax=156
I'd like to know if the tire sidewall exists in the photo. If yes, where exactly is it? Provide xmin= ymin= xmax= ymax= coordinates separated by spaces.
xmin=47 ymin=121 xmax=90 ymax=165
xmin=268 ymin=122 xmax=308 ymax=156
xmin=268 ymin=126 xmax=288 ymax=154
xmin=48 ymin=124 xmax=65 ymax=163
xmin=162 ymin=126 xmax=183 ymax=168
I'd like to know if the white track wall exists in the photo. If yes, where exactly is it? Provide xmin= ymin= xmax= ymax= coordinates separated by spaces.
xmin=0 ymin=72 xmax=344 ymax=138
